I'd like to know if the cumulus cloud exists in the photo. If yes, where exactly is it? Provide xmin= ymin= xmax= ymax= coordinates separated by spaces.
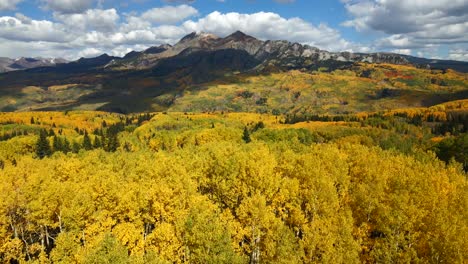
xmin=0 ymin=7 xmax=362 ymax=59
xmin=54 ymin=8 xmax=119 ymax=32
xmin=41 ymin=0 xmax=94 ymax=14
xmin=342 ymin=0 xmax=468 ymax=50
xmin=77 ymin=47 xmax=103 ymax=57
xmin=0 ymin=16 xmax=71 ymax=42
xmin=183 ymin=11 xmax=350 ymax=51
xmin=141 ymin=5 xmax=198 ymax=24
xmin=0 ymin=3 xmax=363 ymax=60
xmin=0 ymin=0 xmax=22 ymax=11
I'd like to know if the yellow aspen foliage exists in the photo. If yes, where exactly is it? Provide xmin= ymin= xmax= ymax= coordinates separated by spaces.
xmin=0 ymin=110 xmax=466 ymax=263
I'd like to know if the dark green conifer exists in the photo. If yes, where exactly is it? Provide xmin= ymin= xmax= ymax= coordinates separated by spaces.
xmin=62 ymin=138 xmax=71 ymax=153
xmin=93 ymin=136 xmax=102 ymax=149
xmin=242 ymin=127 xmax=251 ymax=143
xmin=52 ymin=135 xmax=63 ymax=152
xmin=72 ymin=141 xmax=81 ymax=153
xmin=105 ymin=134 xmax=119 ymax=152
xmin=36 ymin=129 xmax=52 ymax=159
xmin=82 ymin=131 xmax=93 ymax=150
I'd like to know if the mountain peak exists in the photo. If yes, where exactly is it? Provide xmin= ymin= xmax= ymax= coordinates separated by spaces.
xmin=180 ymin=32 xmax=198 ymax=42
xmin=226 ymin=30 xmax=254 ymax=40
xmin=180 ymin=32 xmax=219 ymax=43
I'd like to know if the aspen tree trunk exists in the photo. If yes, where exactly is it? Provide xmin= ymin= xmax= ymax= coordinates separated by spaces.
xmin=21 ymin=227 xmax=31 ymax=260
xmin=250 ymin=225 xmax=260 ymax=264
xmin=57 ymin=211 xmax=63 ymax=233
xmin=9 ymin=216 xmax=18 ymax=238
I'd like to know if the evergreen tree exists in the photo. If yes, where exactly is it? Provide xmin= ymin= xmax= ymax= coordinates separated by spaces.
xmin=62 ymin=138 xmax=71 ymax=153
xmin=82 ymin=131 xmax=93 ymax=150
xmin=93 ymin=136 xmax=102 ymax=149
xmin=52 ymin=135 xmax=63 ymax=152
xmin=105 ymin=133 xmax=119 ymax=152
xmin=72 ymin=141 xmax=81 ymax=153
xmin=253 ymin=121 xmax=265 ymax=132
xmin=242 ymin=127 xmax=251 ymax=143
xmin=36 ymin=129 xmax=52 ymax=159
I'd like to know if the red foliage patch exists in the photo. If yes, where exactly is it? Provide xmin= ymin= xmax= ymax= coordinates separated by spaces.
xmin=384 ymin=71 xmax=413 ymax=79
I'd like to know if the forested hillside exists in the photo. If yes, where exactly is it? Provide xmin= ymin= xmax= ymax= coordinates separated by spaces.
xmin=0 ymin=104 xmax=467 ymax=263
xmin=1 ymin=62 xmax=467 ymax=114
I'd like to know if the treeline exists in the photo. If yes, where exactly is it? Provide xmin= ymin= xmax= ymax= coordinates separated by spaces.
xmin=34 ymin=113 xmax=155 ymax=159
xmin=36 ymin=124 xmax=123 ymax=159
xmin=283 ymin=110 xmax=468 ymax=135
xmin=283 ymin=114 xmax=361 ymax=123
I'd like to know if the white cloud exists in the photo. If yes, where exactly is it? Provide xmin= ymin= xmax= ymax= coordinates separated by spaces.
xmin=342 ymin=0 xmax=468 ymax=50
xmin=120 ymin=15 xmax=152 ymax=32
xmin=0 ymin=0 xmax=22 ymax=11
xmin=182 ymin=11 xmax=350 ymax=51
xmin=0 ymin=16 xmax=71 ymax=42
xmin=0 ymin=37 xmax=77 ymax=58
xmin=141 ymin=5 xmax=198 ymax=24
xmin=449 ymin=49 xmax=468 ymax=61
xmin=0 ymin=7 xmax=386 ymax=60
xmin=42 ymin=0 xmax=94 ymax=14
xmin=54 ymin=8 xmax=119 ymax=32
xmin=376 ymin=35 xmax=414 ymax=49
xmin=14 ymin=13 xmax=31 ymax=23
xmin=0 ymin=8 xmax=367 ymax=59
xmin=391 ymin=49 xmax=412 ymax=55
xmin=77 ymin=47 xmax=102 ymax=57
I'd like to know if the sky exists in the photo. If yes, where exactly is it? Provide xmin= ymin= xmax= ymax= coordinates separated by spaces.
xmin=0 ymin=0 xmax=466 ymax=61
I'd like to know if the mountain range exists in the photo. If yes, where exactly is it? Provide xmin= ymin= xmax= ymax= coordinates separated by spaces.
xmin=0 ymin=31 xmax=467 ymax=113
xmin=105 ymin=31 xmax=468 ymax=73
xmin=0 ymin=57 xmax=68 ymax=73
xmin=2 ymin=31 xmax=467 ymax=74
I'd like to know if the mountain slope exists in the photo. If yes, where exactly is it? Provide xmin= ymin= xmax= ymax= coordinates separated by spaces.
xmin=0 ymin=31 xmax=466 ymax=113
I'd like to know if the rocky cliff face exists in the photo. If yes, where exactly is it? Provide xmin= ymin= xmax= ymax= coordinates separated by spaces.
xmin=106 ymin=31 xmax=411 ymax=72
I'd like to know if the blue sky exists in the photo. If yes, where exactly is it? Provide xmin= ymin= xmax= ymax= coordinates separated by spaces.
xmin=0 ymin=0 xmax=466 ymax=61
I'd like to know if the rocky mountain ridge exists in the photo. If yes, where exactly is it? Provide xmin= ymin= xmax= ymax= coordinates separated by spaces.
xmin=105 ymin=31 xmax=412 ymax=71
xmin=1 ymin=31 xmax=466 ymax=74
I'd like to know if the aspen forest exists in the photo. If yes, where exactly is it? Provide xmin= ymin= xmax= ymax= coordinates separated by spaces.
xmin=0 ymin=104 xmax=467 ymax=263
xmin=0 ymin=1 xmax=467 ymax=261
